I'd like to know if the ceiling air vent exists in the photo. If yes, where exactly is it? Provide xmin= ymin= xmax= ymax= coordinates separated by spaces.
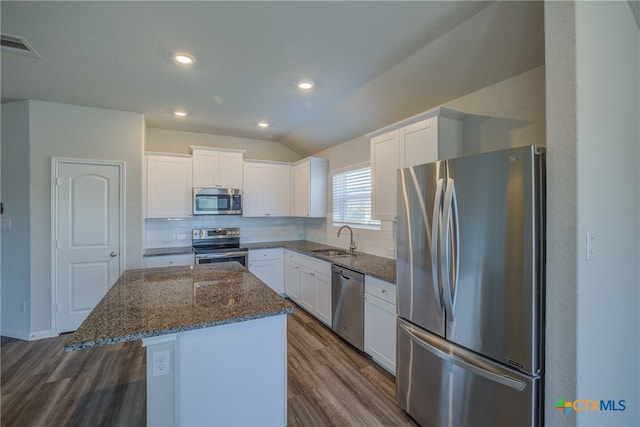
xmin=1 ymin=33 xmax=40 ymax=58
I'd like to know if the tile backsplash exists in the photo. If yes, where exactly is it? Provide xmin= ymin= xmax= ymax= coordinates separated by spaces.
xmin=145 ymin=216 xmax=306 ymax=248
xmin=145 ymin=216 xmax=396 ymax=260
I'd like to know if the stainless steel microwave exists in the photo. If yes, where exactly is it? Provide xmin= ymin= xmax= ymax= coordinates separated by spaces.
xmin=193 ymin=188 xmax=242 ymax=215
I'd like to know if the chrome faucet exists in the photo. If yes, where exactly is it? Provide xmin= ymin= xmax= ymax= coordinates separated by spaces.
xmin=337 ymin=225 xmax=357 ymax=254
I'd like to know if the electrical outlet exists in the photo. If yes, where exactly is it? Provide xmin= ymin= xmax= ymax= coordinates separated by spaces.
xmin=152 ymin=350 xmax=170 ymax=377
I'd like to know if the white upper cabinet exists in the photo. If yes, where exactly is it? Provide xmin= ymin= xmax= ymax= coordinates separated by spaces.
xmin=190 ymin=146 xmax=244 ymax=189
xmin=292 ymin=157 xmax=328 ymax=218
xmin=145 ymin=153 xmax=192 ymax=218
xmin=368 ymin=107 xmax=465 ymax=221
xmin=370 ymin=130 xmax=400 ymax=222
xmin=243 ymin=160 xmax=291 ymax=217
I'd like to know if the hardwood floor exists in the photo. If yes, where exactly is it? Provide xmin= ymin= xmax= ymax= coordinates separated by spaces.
xmin=1 ymin=304 xmax=416 ymax=426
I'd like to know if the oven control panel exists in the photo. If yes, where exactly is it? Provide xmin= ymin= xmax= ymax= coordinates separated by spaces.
xmin=192 ymin=228 xmax=240 ymax=240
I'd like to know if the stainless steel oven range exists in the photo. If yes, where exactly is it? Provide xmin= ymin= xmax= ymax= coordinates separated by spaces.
xmin=192 ymin=228 xmax=247 ymax=266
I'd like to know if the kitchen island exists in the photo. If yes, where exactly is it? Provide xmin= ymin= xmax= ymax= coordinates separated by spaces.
xmin=65 ymin=263 xmax=294 ymax=427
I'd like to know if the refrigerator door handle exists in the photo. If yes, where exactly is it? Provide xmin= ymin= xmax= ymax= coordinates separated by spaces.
xmin=431 ymin=178 xmax=445 ymax=315
xmin=398 ymin=319 xmax=526 ymax=392
xmin=441 ymin=178 xmax=459 ymax=320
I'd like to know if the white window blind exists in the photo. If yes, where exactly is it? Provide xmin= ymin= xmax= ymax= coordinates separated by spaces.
xmin=332 ymin=166 xmax=380 ymax=227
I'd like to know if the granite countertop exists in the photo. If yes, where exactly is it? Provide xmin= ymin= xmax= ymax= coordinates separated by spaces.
xmin=242 ymin=240 xmax=396 ymax=284
xmin=64 ymin=263 xmax=294 ymax=352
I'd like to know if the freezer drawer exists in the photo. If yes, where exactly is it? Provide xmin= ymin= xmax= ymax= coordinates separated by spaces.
xmin=396 ymin=318 xmax=541 ymax=427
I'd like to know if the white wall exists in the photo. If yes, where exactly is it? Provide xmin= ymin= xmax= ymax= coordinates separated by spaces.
xmin=0 ymin=100 xmax=145 ymax=338
xmin=545 ymin=1 xmax=640 ymax=426
xmin=574 ymin=2 xmax=639 ymax=425
xmin=145 ymin=128 xmax=302 ymax=162
xmin=1 ymin=101 xmax=31 ymax=337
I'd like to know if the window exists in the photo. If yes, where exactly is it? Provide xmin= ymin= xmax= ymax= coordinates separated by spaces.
xmin=332 ymin=165 xmax=380 ymax=228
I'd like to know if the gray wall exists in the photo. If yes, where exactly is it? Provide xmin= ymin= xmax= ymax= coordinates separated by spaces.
xmin=1 ymin=100 xmax=144 ymax=338
xmin=445 ymin=66 xmax=546 ymax=154
xmin=145 ymin=128 xmax=302 ymax=162
xmin=306 ymin=66 xmax=546 ymax=258
xmin=1 ymin=101 xmax=32 ymax=336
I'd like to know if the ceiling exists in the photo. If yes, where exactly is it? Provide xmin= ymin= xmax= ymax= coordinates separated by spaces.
xmin=1 ymin=1 xmax=544 ymax=157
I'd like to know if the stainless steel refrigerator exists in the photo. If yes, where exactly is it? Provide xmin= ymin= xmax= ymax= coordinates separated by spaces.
xmin=396 ymin=145 xmax=545 ymax=427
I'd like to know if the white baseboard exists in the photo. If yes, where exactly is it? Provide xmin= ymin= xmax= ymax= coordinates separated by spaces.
xmin=1 ymin=329 xmax=53 ymax=341
xmin=28 ymin=330 xmax=53 ymax=340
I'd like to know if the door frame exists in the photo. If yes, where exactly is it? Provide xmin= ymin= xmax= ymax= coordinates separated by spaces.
xmin=51 ymin=158 xmax=126 ymax=336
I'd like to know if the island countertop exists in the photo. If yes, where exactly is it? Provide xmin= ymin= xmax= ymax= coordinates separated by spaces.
xmin=65 ymin=263 xmax=294 ymax=352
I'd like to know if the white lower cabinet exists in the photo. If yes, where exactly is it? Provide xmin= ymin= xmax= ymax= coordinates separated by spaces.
xmin=248 ymin=248 xmax=285 ymax=294
xmin=314 ymin=271 xmax=332 ymax=326
xmin=284 ymin=250 xmax=332 ymax=327
xmin=145 ymin=253 xmax=194 ymax=268
xmin=284 ymin=257 xmax=302 ymax=302
xmin=364 ymin=275 xmax=397 ymax=374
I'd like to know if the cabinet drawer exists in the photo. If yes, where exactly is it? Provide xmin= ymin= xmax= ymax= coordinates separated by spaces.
xmin=365 ymin=276 xmax=396 ymax=305
xmin=300 ymin=256 xmax=331 ymax=276
xmin=145 ymin=253 xmax=194 ymax=268
xmin=285 ymin=249 xmax=304 ymax=265
xmin=249 ymin=248 xmax=283 ymax=262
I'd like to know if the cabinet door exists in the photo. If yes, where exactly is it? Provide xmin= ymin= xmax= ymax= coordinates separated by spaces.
xmin=401 ymin=118 xmax=437 ymax=168
xmin=146 ymin=154 xmax=192 ymax=218
xmin=242 ymin=162 xmax=268 ymax=216
xmin=364 ymin=294 xmax=397 ymax=374
xmin=192 ymin=149 xmax=220 ymax=188
xmin=299 ymin=267 xmax=316 ymax=313
xmin=218 ymin=152 xmax=243 ymax=189
xmin=267 ymin=165 xmax=291 ymax=216
xmin=293 ymin=161 xmax=310 ymax=216
xmin=145 ymin=253 xmax=194 ymax=268
xmin=284 ymin=260 xmax=301 ymax=304
xmin=315 ymin=272 xmax=332 ymax=327
xmin=249 ymin=259 xmax=284 ymax=294
xmin=370 ymin=131 xmax=399 ymax=221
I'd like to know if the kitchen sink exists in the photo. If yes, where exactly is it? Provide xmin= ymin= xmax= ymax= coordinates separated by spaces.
xmin=311 ymin=248 xmax=350 ymax=257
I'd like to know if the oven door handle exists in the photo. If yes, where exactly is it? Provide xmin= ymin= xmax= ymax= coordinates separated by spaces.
xmin=195 ymin=251 xmax=248 ymax=259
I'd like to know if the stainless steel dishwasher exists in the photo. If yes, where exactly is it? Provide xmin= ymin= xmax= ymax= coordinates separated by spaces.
xmin=331 ymin=264 xmax=364 ymax=351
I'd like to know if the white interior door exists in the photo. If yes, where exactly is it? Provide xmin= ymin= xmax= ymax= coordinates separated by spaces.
xmin=55 ymin=161 xmax=122 ymax=333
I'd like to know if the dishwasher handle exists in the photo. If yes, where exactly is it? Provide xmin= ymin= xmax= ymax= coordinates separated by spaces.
xmin=331 ymin=265 xmax=364 ymax=282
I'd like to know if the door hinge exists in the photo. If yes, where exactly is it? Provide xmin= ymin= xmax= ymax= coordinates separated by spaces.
xmin=56 ymin=177 xmax=61 ymax=186
xmin=56 ymin=240 xmax=61 ymax=249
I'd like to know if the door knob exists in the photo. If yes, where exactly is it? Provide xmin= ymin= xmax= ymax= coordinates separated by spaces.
xmin=110 ymin=251 xmax=118 ymax=257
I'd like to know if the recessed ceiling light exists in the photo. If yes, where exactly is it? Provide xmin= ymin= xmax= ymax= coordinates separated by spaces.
xmin=174 ymin=110 xmax=188 ymax=117
xmin=173 ymin=53 xmax=195 ymax=65
xmin=297 ymin=80 xmax=314 ymax=91
xmin=258 ymin=121 xmax=269 ymax=128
